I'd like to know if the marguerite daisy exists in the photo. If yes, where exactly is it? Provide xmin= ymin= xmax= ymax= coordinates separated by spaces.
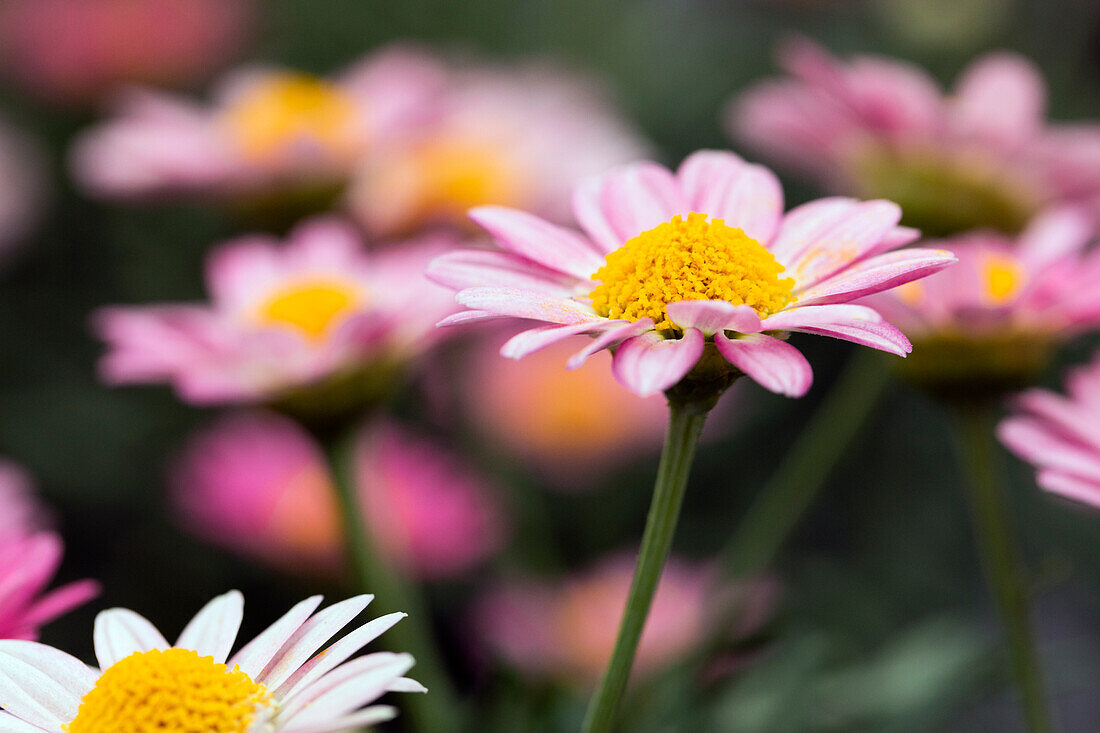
xmin=0 ymin=590 xmax=423 ymax=732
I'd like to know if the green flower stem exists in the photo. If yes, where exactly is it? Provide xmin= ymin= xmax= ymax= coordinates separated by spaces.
xmin=323 ymin=425 xmax=464 ymax=733
xmin=950 ymin=405 xmax=1053 ymax=733
xmin=580 ymin=397 xmax=710 ymax=733
xmin=721 ymin=350 xmax=890 ymax=577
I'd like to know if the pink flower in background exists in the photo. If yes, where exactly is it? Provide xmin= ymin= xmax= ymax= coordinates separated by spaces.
xmin=430 ymin=150 xmax=954 ymax=398
xmin=0 ymin=461 xmax=99 ymax=640
xmin=172 ymin=412 xmax=506 ymax=581
xmin=1000 ymin=353 xmax=1100 ymax=510
xmin=462 ymin=333 xmax=667 ymax=487
xmin=0 ymin=117 xmax=46 ymax=258
xmin=729 ymin=39 xmax=1100 ymax=235
xmin=473 ymin=555 xmax=774 ymax=684
xmin=871 ymin=207 xmax=1100 ymax=341
xmin=95 ymin=217 xmax=458 ymax=405
xmin=347 ymin=51 xmax=650 ymax=236
xmin=71 ymin=46 xmax=441 ymax=200
xmin=0 ymin=0 xmax=255 ymax=107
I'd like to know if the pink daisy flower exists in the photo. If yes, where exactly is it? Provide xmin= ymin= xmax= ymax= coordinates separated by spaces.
xmin=346 ymin=51 xmax=651 ymax=236
xmin=94 ymin=217 xmax=458 ymax=406
xmin=0 ymin=461 xmax=99 ymax=641
xmin=0 ymin=590 xmax=424 ymax=732
xmin=869 ymin=206 xmax=1100 ymax=387
xmin=429 ymin=150 xmax=955 ymax=398
xmin=70 ymin=45 xmax=440 ymax=201
xmin=172 ymin=412 xmax=506 ymax=581
xmin=999 ymin=353 xmax=1100 ymax=510
xmin=728 ymin=39 xmax=1100 ymax=235
xmin=473 ymin=555 xmax=775 ymax=684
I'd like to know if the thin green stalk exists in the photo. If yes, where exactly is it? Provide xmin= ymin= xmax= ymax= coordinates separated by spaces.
xmin=580 ymin=398 xmax=710 ymax=733
xmin=722 ymin=349 xmax=889 ymax=577
xmin=324 ymin=427 xmax=464 ymax=733
xmin=951 ymin=406 xmax=1053 ymax=733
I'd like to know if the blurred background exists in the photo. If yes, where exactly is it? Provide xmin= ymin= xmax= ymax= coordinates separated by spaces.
xmin=2 ymin=0 xmax=1100 ymax=731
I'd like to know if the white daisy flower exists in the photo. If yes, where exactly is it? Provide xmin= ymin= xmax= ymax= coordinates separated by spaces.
xmin=0 ymin=590 xmax=423 ymax=732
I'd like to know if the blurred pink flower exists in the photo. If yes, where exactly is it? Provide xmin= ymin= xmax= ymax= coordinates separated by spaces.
xmin=1000 ymin=353 xmax=1100 ymax=509
xmin=729 ymin=39 xmax=1100 ymax=235
xmin=870 ymin=207 xmax=1100 ymax=343
xmin=0 ymin=461 xmax=99 ymax=640
xmin=0 ymin=117 xmax=46 ymax=258
xmin=172 ymin=412 xmax=506 ymax=581
xmin=71 ymin=45 xmax=440 ymax=200
xmin=473 ymin=555 xmax=774 ymax=685
xmin=430 ymin=150 xmax=953 ymax=398
xmin=0 ymin=0 xmax=255 ymax=107
xmin=346 ymin=50 xmax=651 ymax=235
xmin=462 ymin=333 xmax=667 ymax=487
xmin=94 ymin=216 xmax=458 ymax=406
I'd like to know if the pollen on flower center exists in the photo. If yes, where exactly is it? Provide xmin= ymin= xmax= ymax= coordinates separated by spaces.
xmin=257 ymin=280 xmax=361 ymax=339
xmin=983 ymin=253 xmax=1024 ymax=304
xmin=588 ymin=212 xmax=794 ymax=331
xmin=223 ymin=73 xmax=360 ymax=162
xmin=66 ymin=648 xmax=272 ymax=733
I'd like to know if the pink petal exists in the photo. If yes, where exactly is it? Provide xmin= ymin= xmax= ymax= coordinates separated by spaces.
xmin=761 ymin=304 xmax=911 ymax=356
xmin=436 ymin=310 xmax=504 ymax=327
xmin=455 ymin=287 xmax=602 ymax=326
xmin=572 ymin=162 xmax=685 ymax=253
xmin=951 ymin=52 xmax=1046 ymax=147
xmin=566 ymin=318 xmax=653 ymax=370
xmin=468 ymin=206 xmax=604 ymax=280
xmin=676 ymin=150 xmax=783 ymax=242
xmin=769 ymin=197 xmax=861 ymax=263
xmin=783 ymin=200 xmax=905 ymax=289
xmin=21 ymin=580 xmax=100 ymax=629
xmin=715 ymin=332 xmax=813 ymax=397
xmin=611 ymin=329 xmax=704 ymax=397
xmin=1017 ymin=206 xmax=1094 ymax=271
xmin=501 ymin=321 xmax=610 ymax=360
xmin=665 ymin=300 xmax=762 ymax=335
xmin=229 ymin=596 xmax=323 ymax=680
xmin=794 ymin=248 xmax=957 ymax=306
xmin=998 ymin=417 xmax=1100 ymax=483
xmin=426 ymin=250 xmax=580 ymax=295
xmin=1036 ymin=471 xmax=1100 ymax=508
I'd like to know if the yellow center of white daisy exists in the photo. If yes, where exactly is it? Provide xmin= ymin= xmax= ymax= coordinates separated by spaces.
xmin=588 ymin=212 xmax=794 ymax=332
xmin=257 ymin=279 xmax=361 ymax=340
xmin=223 ymin=73 xmax=360 ymax=163
xmin=66 ymin=648 xmax=272 ymax=733
xmin=983 ymin=253 xmax=1024 ymax=303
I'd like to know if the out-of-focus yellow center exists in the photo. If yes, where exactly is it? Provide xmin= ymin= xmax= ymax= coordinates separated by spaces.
xmin=414 ymin=139 xmax=525 ymax=214
xmin=983 ymin=254 xmax=1024 ymax=303
xmin=257 ymin=280 xmax=360 ymax=340
xmin=223 ymin=74 xmax=360 ymax=162
xmin=589 ymin=213 xmax=794 ymax=331
xmin=66 ymin=648 xmax=271 ymax=733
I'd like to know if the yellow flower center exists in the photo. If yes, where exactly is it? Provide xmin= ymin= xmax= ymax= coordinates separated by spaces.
xmin=415 ymin=139 xmax=526 ymax=214
xmin=257 ymin=280 xmax=361 ymax=340
xmin=67 ymin=648 xmax=272 ymax=733
xmin=223 ymin=73 xmax=361 ymax=163
xmin=983 ymin=253 xmax=1024 ymax=303
xmin=588 ymin=213 xmax=794 ymax=332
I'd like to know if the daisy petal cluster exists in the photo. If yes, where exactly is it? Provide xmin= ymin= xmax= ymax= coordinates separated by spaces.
xmin=729 ymin=39 xmax=1100 ymax=236
xmin=347 ymin=51 xmax=651 ymax=236
xmin=474 ymin=555 xmax=775 ymax=684
xmin=869 ymin=206 xmax=1100 ymax=390
xmin=0 ymin=461 xmax=99 ymax=641
xmin=999 ymin=353 xmax=1100 ymax=509
xmin=429 ymin=150 xmax=954 ymax=398
xmin=172 ymin=412 xmax=506 ymax=580
xmin=70 ymin=45 xmax=440 ymax=200
xmin=95 ymin=217 xmax=458 ymax=407
xmin=0 ymin=590 xmax=422 ymax=732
